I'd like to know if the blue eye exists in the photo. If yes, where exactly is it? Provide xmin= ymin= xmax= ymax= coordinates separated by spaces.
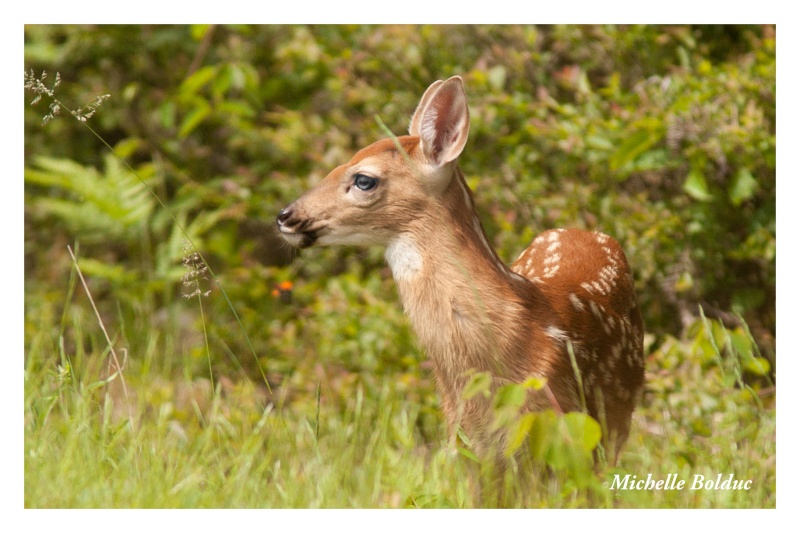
xmin=354 ymin=173 xmax=378 ymax=191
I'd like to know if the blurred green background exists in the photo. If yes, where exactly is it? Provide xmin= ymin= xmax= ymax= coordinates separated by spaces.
xmin=24 ymin=24 xmax=776 ymax=383
xmin=23 ymin=25 xmax=776 ymax=507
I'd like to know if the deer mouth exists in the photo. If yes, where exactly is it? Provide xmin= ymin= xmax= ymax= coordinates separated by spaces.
xmin=278 ymin=228 xmax=320 ymax=248
xmin=276 ymin=207 xmax=326 ymax=248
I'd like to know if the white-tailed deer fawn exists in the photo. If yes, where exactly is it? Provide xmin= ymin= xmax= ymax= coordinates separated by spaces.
xmin=277 ymin=76 xmax=644 ymax=462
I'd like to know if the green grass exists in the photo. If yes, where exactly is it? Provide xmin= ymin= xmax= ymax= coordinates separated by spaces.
xmin=24 ymin=275 xmax=775 ymax=509
xmin=24 ymin=362 xmax=469 ymax=508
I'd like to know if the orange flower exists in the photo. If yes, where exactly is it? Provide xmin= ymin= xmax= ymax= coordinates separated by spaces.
xmin=272 ymin=280 xmax=294 ymax=301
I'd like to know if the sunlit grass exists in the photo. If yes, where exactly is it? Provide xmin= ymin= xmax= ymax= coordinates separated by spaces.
xmin=24 ymin=280 xmax=775 ymax=508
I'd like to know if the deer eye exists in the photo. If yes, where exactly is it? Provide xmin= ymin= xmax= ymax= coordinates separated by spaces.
xmin=353 ymin=173 xmax=378 ymax=191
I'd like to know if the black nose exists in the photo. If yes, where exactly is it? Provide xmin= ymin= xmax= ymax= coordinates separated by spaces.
xmin=277 ymin=207 xmax=292 ymax=226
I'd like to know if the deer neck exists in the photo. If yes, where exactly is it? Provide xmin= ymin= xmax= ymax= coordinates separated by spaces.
xmin=384 ymin=169 xmax=534 ymax=380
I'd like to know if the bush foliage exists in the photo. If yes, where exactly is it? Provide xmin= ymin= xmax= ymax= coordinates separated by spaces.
xmin=24 ymin=24 xmax=776 ymax=338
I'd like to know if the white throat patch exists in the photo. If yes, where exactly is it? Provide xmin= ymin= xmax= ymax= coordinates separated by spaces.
xmin=385 ymin=236 xmax=423 ymax=281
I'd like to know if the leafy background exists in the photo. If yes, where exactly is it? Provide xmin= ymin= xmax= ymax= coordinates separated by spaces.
xmin=24 ymin=25 xmax=776 ymax=508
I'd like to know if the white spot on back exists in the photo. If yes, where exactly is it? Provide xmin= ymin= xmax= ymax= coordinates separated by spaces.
xmin=611 ymin=343 xmax=622 ymax=361
xmin=546 ymin=326 xmax=570 ymax=346
xmin=589 ymin=301 xmax=603 ymax=320
xmin=543 ymin=264 xmax=560 ymax=278
xmin=544 ymin=253 xmax=561 ymax=265
xmin=547 ymin=240 xmax=561 ymax=253
xmin=569 ymin=293 xmax=584 ymax=311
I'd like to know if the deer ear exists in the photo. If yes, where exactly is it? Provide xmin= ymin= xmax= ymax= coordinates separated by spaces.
xmin=409 ymin=79 xmax=444 ymax=137
xmin=411 ymin=76 xmax=470 ymax=167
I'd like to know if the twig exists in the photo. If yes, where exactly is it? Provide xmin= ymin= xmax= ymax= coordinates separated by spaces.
xmin=187 ymin=25 xmax=217 ymax=77
xmin=67 ymin=245 xmax=134 ymax=427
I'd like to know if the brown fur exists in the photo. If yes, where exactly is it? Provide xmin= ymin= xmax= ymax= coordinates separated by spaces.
xmin=277 ymin=77 xmax=644 ymax=462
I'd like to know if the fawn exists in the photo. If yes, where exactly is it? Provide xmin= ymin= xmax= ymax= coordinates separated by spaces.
xmin=277 ymin=76 xmax=644 ymax=463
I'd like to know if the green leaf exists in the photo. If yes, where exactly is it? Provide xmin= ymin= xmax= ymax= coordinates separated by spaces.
xmin=506 ymin=413 xmax=535 ymax=456
xmin=610 ymin=126 xmax=662 ymax=171
xmin=218 ymin=100 xmax=256 ymax=118
xmin=457 ymin=447 xmax=480 ymax=463
xmin=527 ymin=410 xmax=559 ymax=461
xmin=462 ymin=372 xmax=491 ymax=400
xmin=159 ymin=101 xmax=176 ymax=129
xmin=743 ymin=357 xmax=771 ymax=376
xmin=522 ymin=376 xmax=547 ymax=390
xmin=212 ymin=67 xmax=232 ymax=97
xmin=180 ymin=65 xmax=216 ymax=95
xmin=77 ymin=257 xmax=139 ymax=284
xmin=729 ymin=167 xmax=758 ymax=206
xmin=586 ymin=135 xmax=614 ymax=151
xmin=493 ymin=383 xmax=526 ymax=410
xmin=112 ymin=138 xmax=143 ymax=159
xmin=561 ymin=412 xmax=602 ymax=453
xmin=190 ymin=24 xmax=213 ymax=41
xmin=179 ymin=103 xmax=212 ymax=138
xmin=25 ymin=155 xmax=154 ymax=240
xmin=86 ymin=371 xmax=120 ymax=391
xmin=456 ymin=425 xmax=472 ymax=448
xmin=683 ymin=169 xmax=713 ymax=201
xmin=728 ymin=327 xmax=754 ymax=359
